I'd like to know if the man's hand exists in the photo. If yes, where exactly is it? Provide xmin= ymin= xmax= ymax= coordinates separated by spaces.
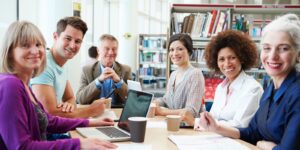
xmin=98 ymin=67 xmax=120 ymax=83
xmin=80 ymin=138 xmax=117 ymax=150
xmin=88 ymin=118 xmax=115 ymax=127
xmin=88 ymin=100 xmax=106 ymax=117
xmin=57 ymin=102 xmax=75 ymax=112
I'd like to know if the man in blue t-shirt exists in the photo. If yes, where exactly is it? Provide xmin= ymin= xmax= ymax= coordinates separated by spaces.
xmin=30 ymin=17 xmax=105 ymax=118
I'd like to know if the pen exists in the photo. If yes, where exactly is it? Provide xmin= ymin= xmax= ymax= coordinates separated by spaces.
xmin=105 ymin=88 xmax=115 ymax=99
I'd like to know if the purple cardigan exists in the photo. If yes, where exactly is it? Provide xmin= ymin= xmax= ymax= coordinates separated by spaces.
xmin=0 ymin=74 xmax=89 ymax=150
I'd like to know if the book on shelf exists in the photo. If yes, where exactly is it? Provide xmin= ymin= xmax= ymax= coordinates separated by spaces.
xmin=190 ymin=49 xmax=205 ymax=63
xmin=214 ymin=11 xmax=227 ymax=35
xmin=186 ymin=14 xmax=195 ymax=34
xmin=207 ymin=10 xmax=218 ymax=37
xmin=211 ymin=10 xmax=221 ymax=35
xmin=190 ymin=13 xmax=200 ymax=36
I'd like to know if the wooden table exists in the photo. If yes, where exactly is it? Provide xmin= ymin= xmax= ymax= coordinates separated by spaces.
xmin=70 ymin=108 xmax=259 ymax=150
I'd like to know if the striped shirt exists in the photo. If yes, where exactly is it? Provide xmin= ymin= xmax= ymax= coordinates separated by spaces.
xmin=158 ymin=65 xmax=205 ymax=117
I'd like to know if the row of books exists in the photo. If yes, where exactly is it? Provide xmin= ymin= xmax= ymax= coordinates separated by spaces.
xmin=141 ymin=38 xmax=167 ymax=49
xmin=171 ymin=11 xmax=274 ymax=38
xmin=139 ymin=52 xmax=167 ymax=63
xmin=232 ymin=14 xmax=269 ymax=38
xmin=171 ymin=9 xmax=230 ymax=38
xmin=190 ymin=49 xmax=205 ymax=63
xmin=139 ymin=67 xmax=166 ymax=77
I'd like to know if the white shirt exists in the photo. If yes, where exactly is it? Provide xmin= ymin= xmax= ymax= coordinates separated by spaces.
xmin=209 ymin=71 xmax=263 ymax=128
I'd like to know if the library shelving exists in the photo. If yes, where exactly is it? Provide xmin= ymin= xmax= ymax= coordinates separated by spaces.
xmin=168 ymin=3 xmax=300 ymax=101
xmin=137 ymin=34 xmax=167 ymax=96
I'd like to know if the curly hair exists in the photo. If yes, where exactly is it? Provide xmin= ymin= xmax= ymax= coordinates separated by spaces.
xmin=205 ymin=30 xmax=258 ymax=73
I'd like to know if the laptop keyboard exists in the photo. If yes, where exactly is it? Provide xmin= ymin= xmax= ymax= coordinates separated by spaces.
xmin=96 ymin=127 xmax=129 ymax=138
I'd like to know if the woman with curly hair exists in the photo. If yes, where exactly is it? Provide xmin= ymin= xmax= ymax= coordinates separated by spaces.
xmin=198 ymin=14 xmax=300 ymax=150
xmin=194 ymin=30 xmax=263 ymax=129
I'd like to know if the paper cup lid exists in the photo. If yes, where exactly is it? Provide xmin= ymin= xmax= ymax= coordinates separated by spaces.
xmin=166 ymin=115 xmax=181 ymax=119
xmin=128 ymin=117 xmax=147 ymax=121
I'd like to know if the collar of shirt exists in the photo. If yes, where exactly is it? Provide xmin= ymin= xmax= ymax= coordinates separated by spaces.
xmin=262 ymin=69 xmax=297 ymax=103
xmin=221 ymin=70 xmax=247 ymax=91
xmin=48 ymin=50 xmax=63 ymax=74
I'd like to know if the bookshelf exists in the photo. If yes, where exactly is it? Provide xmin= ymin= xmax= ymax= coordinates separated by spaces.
xmin=137 ymin=34 xmax=167 ymax=96
xmin=169 ymin=4 xmax=300 ymax=101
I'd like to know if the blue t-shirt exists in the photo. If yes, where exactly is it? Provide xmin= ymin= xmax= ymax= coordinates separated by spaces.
xmin=30 ymin=50 xmax=67 ymax=103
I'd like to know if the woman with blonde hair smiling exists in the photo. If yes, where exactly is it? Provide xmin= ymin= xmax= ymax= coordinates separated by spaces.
xmin=0 ymin=21 xmax=117 ymax=149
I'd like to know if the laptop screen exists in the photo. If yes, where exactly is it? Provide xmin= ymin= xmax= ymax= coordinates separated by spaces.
xmin=117 ymin=90 xmax=153 ymax=132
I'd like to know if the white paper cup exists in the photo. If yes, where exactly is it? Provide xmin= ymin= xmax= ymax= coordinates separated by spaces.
xmin=166 ymin=115 xmax=181 ymax=132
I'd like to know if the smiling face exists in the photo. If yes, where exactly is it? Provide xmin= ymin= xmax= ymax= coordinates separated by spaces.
xmin=53 ymin=25 xmax=83 ymax=65
xmin=261 ymin=31 xmax=298 ymax=81
xmin=12 ymin=42 xmax=45 ymax=74
xmin=217 ymin=47 xmax=242 ymax=82
xmin=169 ymin=40 xmax=190 ymax=67
xmin=98 ymin=39 xmax=118 ymax=67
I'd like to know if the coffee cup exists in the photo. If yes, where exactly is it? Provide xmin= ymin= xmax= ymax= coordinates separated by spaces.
xmin=104 ymin=98 xmax=112 ymax=109
xmin=147 ymin=103 xmax=156 ymax=118
xmin=128 ymin=117 xmax=147 ymax=143
xmin=166 ymin=115 xmax=181 ymax=132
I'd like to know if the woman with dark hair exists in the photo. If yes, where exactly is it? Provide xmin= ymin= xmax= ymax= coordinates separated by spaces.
xmin=155 ymin=33 xmax=205 ymax=125
xmin=194 ymin=30 xmax=263 ymax=129
xmin=199 ymin=14 xmax=300 ymax=150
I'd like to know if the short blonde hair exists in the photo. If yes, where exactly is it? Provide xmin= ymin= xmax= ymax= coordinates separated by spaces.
xmin=0 ymin=21 xmax=46 ymax=77
xmin=99 ymin=34 xmax=118 ymax=45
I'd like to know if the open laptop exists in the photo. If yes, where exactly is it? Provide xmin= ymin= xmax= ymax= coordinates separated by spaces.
xmin=76 ymin=89 xmax=153 ymax=142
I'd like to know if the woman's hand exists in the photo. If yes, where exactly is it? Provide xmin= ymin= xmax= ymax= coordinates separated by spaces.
xmin=194 ymin=117 xmax=205 ymax=131
xmin=179 ymin=109 xmax=195 ymax=126
xmin=153 ymin=101 xmax=165 ymax=116
xmin=80 ymin=138 xmax=117 ymax=150
xmin=256 ymin=140 xmax=277 ymax=150
xmin=88 ymin=118 xmax=115 ymax=127
xmin=199 ymin=111 xmax=219 ymax=131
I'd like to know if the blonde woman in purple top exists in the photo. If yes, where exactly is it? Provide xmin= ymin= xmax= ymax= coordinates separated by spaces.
xmin=0 ymin=21 xmax=117 ymax=149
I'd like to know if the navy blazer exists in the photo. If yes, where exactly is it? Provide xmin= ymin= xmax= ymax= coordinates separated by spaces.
xmin=239 ymin=70 xmax=300 ymax=150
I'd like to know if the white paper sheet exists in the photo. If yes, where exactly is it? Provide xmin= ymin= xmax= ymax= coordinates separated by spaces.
xmin=127 ymin=80 xmax=142 ymax=91
xmin=114 ymin=143 xmax=152 ymax=150
xmin=168 ymin=134 xmax=250 ymax=150
xmin=96 ymin=109 xmax=118 ymax=120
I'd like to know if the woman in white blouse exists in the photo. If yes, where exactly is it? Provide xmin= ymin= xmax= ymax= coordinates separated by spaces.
xmin=195 ymin=30 xmax=263 ymax=128
xmin=155 ymin=34 xmax=205 ymax=124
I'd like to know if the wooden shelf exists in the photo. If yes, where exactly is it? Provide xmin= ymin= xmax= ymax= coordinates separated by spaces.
xmin=167 ymin=4 xmax=300 ymax=83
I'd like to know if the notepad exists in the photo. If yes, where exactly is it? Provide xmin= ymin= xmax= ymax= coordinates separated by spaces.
xmin=168 ymin=134 xmax=250 ymax=150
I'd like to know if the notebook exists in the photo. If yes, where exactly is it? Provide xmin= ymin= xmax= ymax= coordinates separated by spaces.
xmin=76 ymin=90 xmax=153 ymax=142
